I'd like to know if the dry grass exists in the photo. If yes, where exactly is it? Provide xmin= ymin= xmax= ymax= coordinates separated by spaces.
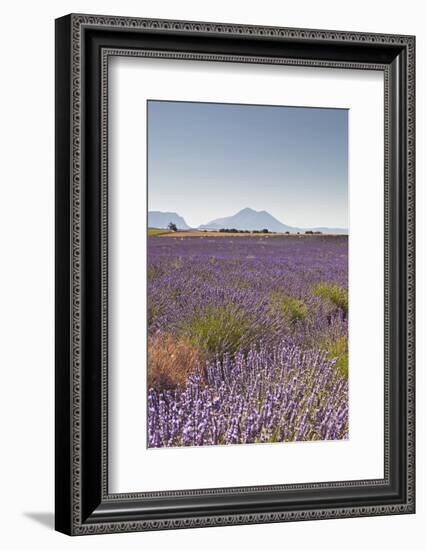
xmin=157 ymin=231 xmax=280 ymax=238
xmin=148 ymin=334 xmax=204 ymax=391
xmin=157 ymin=232 xmax=346 ymax=238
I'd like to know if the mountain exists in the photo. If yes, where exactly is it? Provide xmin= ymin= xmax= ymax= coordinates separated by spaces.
xmin=199 ymin=208 xmax=348 ymax=234
xmin=199 ymin=208 xmax=295 ymax=232
xmin=147 ymin=208 xmax=348 ymax=234
xmin=148 ymin=211 xmax=190 ymax=230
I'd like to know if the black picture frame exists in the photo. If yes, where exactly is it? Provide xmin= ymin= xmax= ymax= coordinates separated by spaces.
xmin=55 ymin=13 xmax=415 ymax=535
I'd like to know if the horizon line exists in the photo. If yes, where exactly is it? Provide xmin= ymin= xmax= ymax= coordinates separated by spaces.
xmin=148 ymin=208 xmax=348 ymax=231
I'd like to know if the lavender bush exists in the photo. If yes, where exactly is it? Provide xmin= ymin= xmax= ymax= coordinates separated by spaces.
xmin=147 ymin=235 xmax=348 ymax=447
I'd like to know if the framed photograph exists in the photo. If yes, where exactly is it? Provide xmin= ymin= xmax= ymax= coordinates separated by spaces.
xmin=55 ymin=14 xmax=415 ymax=535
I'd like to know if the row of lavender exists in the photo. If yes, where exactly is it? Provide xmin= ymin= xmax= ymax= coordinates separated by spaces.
xmin=147 ymin=235 xmax=349 ymax=447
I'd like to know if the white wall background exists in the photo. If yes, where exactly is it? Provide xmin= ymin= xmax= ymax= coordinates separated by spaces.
xmin=0 ymin=0 xmax=423 ymax=548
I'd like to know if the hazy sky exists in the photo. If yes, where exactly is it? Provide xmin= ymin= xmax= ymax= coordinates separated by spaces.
xmin=147 ymin=100 xmax=348 ymax=229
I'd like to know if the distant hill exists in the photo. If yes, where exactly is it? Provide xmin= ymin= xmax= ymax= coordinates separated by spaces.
xmin=199 ymin=207 xmax=347 ymax=234
xmin=148 ymin=208 xmax=348 ymax=234
xmin=148 ymin=211 xmax=190 ymax=230
xmin=199 ymin=208 xmax=294 ymax=232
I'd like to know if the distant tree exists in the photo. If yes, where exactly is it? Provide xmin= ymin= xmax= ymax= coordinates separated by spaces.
xmin=285 ymin=231 xmax=290 ymax=235
xmin=305 ymin=230 xmax=314 ymax=235
xmin=261 ymin=228 xmax=269 ymax=234
xmin=168 ymin=222 xmax=178 ymax=232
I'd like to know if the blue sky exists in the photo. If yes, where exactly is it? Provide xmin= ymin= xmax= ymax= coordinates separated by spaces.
xmin=147 ymin=100 xmax=348 ymax=229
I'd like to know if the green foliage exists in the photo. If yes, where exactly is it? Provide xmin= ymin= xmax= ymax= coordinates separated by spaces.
xmin=321 ymin=336 xmax=348 ymax=379
xmin=271 ymin=293 xmax=308 ymax=324
xmin=180 ymin=305 xmax=255 ymax=357
xmin=168 ymin=222 xmax=178 ymax=231
xmin=148 ymin=228 xmax=172 ymax=236
xmin=312 ymin=282 xmax=348 ymax=315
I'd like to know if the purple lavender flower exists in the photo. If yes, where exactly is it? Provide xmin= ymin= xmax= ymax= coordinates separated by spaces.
xmin=147 ymin=235 xmax=349 ymax=447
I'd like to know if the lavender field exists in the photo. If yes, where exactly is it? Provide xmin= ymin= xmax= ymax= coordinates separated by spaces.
xmin=147 ymin=235 xmax=349 ymax=448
